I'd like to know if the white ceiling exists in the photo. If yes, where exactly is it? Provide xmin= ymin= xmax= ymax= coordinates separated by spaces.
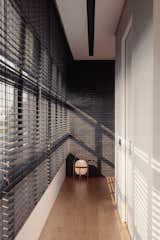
xmin=55 ymin=0 xmax=125 ymax=60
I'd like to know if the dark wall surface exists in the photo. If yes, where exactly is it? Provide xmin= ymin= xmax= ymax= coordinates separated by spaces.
xmin=67 ymin=61 xmax=114 ymax=129
xmin=67 ymin=61 xmax=115 ymax=177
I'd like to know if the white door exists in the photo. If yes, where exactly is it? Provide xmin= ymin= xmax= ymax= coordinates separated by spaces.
xmin=125 ymin=22 xmax=134 ymax=238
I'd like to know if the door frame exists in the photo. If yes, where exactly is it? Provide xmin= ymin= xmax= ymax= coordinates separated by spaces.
xmin=121 ymin=16 xmax=133 ymax=223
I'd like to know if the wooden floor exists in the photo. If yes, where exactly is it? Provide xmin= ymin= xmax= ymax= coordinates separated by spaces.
xmin=39 ymin=178 xmax=130 ymax=240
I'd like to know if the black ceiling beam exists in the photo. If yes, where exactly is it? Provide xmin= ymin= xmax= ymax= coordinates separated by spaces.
xmin=87 ymin=0 xmax=95 ymax=56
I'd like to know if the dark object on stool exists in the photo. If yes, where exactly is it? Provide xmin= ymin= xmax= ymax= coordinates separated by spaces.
xmin=88 ymin=165 xmax=100 ymax=177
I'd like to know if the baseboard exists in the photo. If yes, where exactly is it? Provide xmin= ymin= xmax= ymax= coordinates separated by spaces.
xmin=15 ymin=161 xmax=66 ymax=240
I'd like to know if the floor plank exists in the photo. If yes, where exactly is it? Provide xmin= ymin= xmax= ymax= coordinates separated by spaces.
xmin=39 ymin=178 xmax=130 ymax=240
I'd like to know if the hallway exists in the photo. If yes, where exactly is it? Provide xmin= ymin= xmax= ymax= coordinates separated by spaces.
xmin=0 ymin=0 xmax=158 ymax=239
xmin=39 ymin=178 xmax=130 ymax=240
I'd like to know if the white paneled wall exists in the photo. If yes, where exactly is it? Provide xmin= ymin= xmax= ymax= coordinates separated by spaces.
xmin=115 ymin=0 xmax=160 ymax=239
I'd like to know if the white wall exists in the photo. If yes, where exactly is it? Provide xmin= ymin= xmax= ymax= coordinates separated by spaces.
xmin=15 ymin=161 xmax=66 ymax=240
xmin=153 ymin=1 xmax=160 ymax=240
xmin=115 ymin=0 xmax=160 ymax=239
xmin=115 ymin=0 xmax=132 ymax=221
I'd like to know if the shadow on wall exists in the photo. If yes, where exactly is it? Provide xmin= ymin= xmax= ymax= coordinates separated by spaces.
xmin=68 ymin=104 xmax=115 ymax=177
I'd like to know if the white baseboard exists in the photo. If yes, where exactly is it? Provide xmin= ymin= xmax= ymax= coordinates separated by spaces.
xmin=15 ymin=161 xmax=66 ymax=240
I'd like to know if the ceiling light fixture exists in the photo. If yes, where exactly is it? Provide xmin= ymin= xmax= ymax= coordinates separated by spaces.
xmin=87 ymin=0 xmax=95 ymax=56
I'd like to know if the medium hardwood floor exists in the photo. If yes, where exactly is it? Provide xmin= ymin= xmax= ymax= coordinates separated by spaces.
xmin=39 ymin=178 xmax=130 ymax=240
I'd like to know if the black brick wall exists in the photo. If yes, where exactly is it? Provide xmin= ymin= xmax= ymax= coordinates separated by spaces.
xmin=67 ymin=60 xmax=115 ymax=177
